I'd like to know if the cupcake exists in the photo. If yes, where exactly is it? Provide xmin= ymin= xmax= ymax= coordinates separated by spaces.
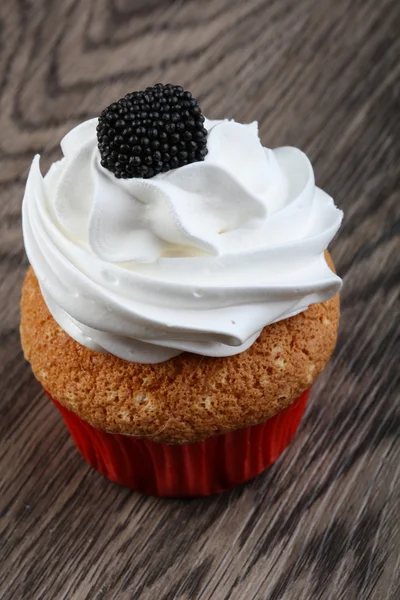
xmin=21 ymin=84 xmax=343 ymax=497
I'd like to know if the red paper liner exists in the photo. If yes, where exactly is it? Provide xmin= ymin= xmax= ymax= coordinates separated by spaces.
xmin=48 ymin=389 xmax=309 ymax=497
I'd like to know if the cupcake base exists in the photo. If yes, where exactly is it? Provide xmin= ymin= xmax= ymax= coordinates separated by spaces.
xmin=49 ymin=389 xmax=309 ymax=497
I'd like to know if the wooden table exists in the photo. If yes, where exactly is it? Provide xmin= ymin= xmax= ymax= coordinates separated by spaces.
xmin=1 ymin=1 xmax=399 ymax=598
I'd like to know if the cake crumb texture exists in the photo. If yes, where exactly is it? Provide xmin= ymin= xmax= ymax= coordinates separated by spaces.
xmin=20 ymin=260 xmax=340 ymax=444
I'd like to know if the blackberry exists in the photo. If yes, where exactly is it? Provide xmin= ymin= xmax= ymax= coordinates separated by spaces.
xmin=97 ymin=84 xmax=208 ymax=179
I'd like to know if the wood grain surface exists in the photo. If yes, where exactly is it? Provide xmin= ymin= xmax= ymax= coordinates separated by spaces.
xmin=0 ymin=0 xmax=399 ymax=598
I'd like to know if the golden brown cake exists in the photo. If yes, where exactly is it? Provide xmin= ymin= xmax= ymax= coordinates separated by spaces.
xmin=21 ymin=255 xmax=339 ymax=445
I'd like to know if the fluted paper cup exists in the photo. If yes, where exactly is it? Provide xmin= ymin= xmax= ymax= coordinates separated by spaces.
xmin=48 ymin=389 xmax=309 ymax=497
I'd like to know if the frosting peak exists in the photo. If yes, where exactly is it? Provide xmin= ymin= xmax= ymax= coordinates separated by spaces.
xmin=23 ymin=117 xmax=343 ymax=363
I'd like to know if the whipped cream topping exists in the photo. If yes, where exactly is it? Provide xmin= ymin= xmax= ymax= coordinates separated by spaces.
xmin=22 ymin=117 xmax=343 ymax=363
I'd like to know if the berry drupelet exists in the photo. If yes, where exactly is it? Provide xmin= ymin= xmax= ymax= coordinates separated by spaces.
xmin=96 ymin=84 xmax=208 ymax=179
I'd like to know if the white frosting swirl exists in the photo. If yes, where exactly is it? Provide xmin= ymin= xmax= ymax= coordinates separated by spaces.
xmin=22 ymin=117 xmax=343 ymax=363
